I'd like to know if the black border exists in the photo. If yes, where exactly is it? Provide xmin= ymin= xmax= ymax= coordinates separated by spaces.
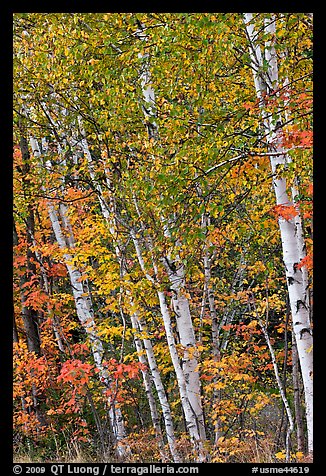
xmin=4 ymin=4 xmax=322 ymax=474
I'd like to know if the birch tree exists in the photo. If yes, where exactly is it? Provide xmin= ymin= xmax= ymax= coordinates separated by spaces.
xmin=134 ymin=19 xmax=207 ymax=449
xmin=77 ymin=118 xmax=180 ymax=462
xmin=243 ymin=12 xmax=313 ymax=454
xmin=29 ymin=136 xmax=130 ymax=459
xmin=13 ymin=12 xmax=313 ymax=463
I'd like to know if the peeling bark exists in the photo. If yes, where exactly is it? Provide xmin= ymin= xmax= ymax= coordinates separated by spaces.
xmin=244 ymin=13 xmax=313 ymax=454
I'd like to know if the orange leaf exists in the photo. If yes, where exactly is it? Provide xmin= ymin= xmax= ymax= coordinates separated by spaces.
xmin=270 ymin=204 xmax=298 ymax=221
xmin=296 ymin=255 xmax=313 ymax=271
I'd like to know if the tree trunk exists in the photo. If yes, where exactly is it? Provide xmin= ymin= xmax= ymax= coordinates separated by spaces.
xmin=132 ymin=232 xmax=207 ymax=461
xmin=16 ymin=135 xmax=48 ymax=430
xmin=135 ymin=21 xmax=207 ymax=447
xmin=201 ymin=216 xmax=221 ymax=444
xmin=128 ymin=311 xmax=168 ymax=460
xmin=157 ymin=289 xmax=205 ymax=455
xmin=29 ymin=136 xmax=129 ymax=459
xmin=130 ymin=25 xmax=208 ymax=444
xmin=136 ymin=314 xmax=180 ymax=462
xmin=76 ymin=123 xmax=180 ymax=461
xmin=162 ymin=256 xmax=206 ymax=442
xmin=292 ymin=329 xmax=305 ymax=452
xmin=243 ymin=13 xmax=313 ymax=454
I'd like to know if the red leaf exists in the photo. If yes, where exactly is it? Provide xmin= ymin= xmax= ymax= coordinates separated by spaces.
xmin=296 ymin=255 xmax=313 ymax=271
xmin=270 ymin=204 xmax=298 ymax=221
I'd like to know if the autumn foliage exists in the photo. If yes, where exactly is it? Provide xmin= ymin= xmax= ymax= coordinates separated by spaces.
xmin=13 ymin=13 xmax=313 ymax=463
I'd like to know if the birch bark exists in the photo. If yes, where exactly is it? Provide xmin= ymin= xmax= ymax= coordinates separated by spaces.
xmin=243 ymin=13 xmax=313 ymax=454
xmin=201 ymin=215 xmax=221 ymax=444
xmin=29 ymin=137 xmax=129 ymax=459
xmin=162 ymin=253 xmax=206 ymax=442
xmin=76 ymin=122 xmax=180 ymax=461
xmin=135 ymin=21 xmax=207 ymax=451
xmin=131 ymin=231 xmax=207 ymax=461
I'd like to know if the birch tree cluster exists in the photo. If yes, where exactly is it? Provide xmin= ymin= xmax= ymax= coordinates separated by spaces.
xmin=13 ymin=13 xmax=313 ymax=463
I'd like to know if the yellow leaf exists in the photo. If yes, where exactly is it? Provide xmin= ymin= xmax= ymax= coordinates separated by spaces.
xmin=275 ymin=451 xmax=286 ymax=460
xmin=295 ymin=452 xmax=304 ymax=458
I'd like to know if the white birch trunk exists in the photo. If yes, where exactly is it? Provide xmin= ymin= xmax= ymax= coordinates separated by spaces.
xmin=76 ymin=127 xmax=180 ymax=461
xmin=156 ymin=290 xmax=204 ymax=452
xmin=201 ymin=215 xmax=222 ymax=444
xmin=162 ymin=257 xmax=206 ymax=442
xmin=135 ymin=314 xmax=180 ymax=462
xmin=128 ymin=312 xmax=167 ymax=459
xmin=29 ymin=137 xmax=128 ymax=458
xmin=132 ymin=232 xmax=207 ymax=461
xmin=201 ymin=214 xmax=220 ymax=360
xmin=135 ymin=25 xmax=158 ymax=140
xmin=243 ymin=13 xmax=313 ymax=454
xmin=282 ymin=78 xmax=311 ymax=323
xmin=126 ymin=292 xmax=180 ymax=462
xmin=159 ymin=218 xmax=206 ymax=442
xmin=135 ymin=22 xmax=207 ymax=454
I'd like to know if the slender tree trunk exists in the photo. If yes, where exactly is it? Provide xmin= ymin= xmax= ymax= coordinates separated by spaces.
xmin=128 ymin=311 xmax=168 ymax=461
xmin=162 ymin=255 xmax=206 ymax=442
xmin=29 ymin=137 xmax=129 ymax=459
xmin=75 ymin=123 xmax=180 ymax=461
xmin=292 ymin=329 xmax=305 ymax=452
xmin=243 ymin=13 xmax=313 ymax=454
xmin=134 ymin=21 xmax=207 ymax=454
xmin=251 ymin=298 xmax=294 ymax=462
xmin=201 ymin=215 xmax=221 ymax=444
xmin=135 ymin=314 xmax=180 ymax=462
xmin=132 ymin=232 xmax=207 ymax=461
xmin=156 ymin=290 xmax=204 ymax=450
xmin=130 ymin=37 xmax=208 ymax=445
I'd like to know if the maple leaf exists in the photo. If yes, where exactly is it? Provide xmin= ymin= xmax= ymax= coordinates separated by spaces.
xmin=243 ymin=102 xmax=253 ymax=111
xmin=270 ymin=204 xmax=298 ymax=221
xmin=48 ymin=263 xmax=67 ymax=277
xmin=296 ymin=254 xmax=313 ymax=271
xmin=57 ymin=359 xmax=94 ymax=386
